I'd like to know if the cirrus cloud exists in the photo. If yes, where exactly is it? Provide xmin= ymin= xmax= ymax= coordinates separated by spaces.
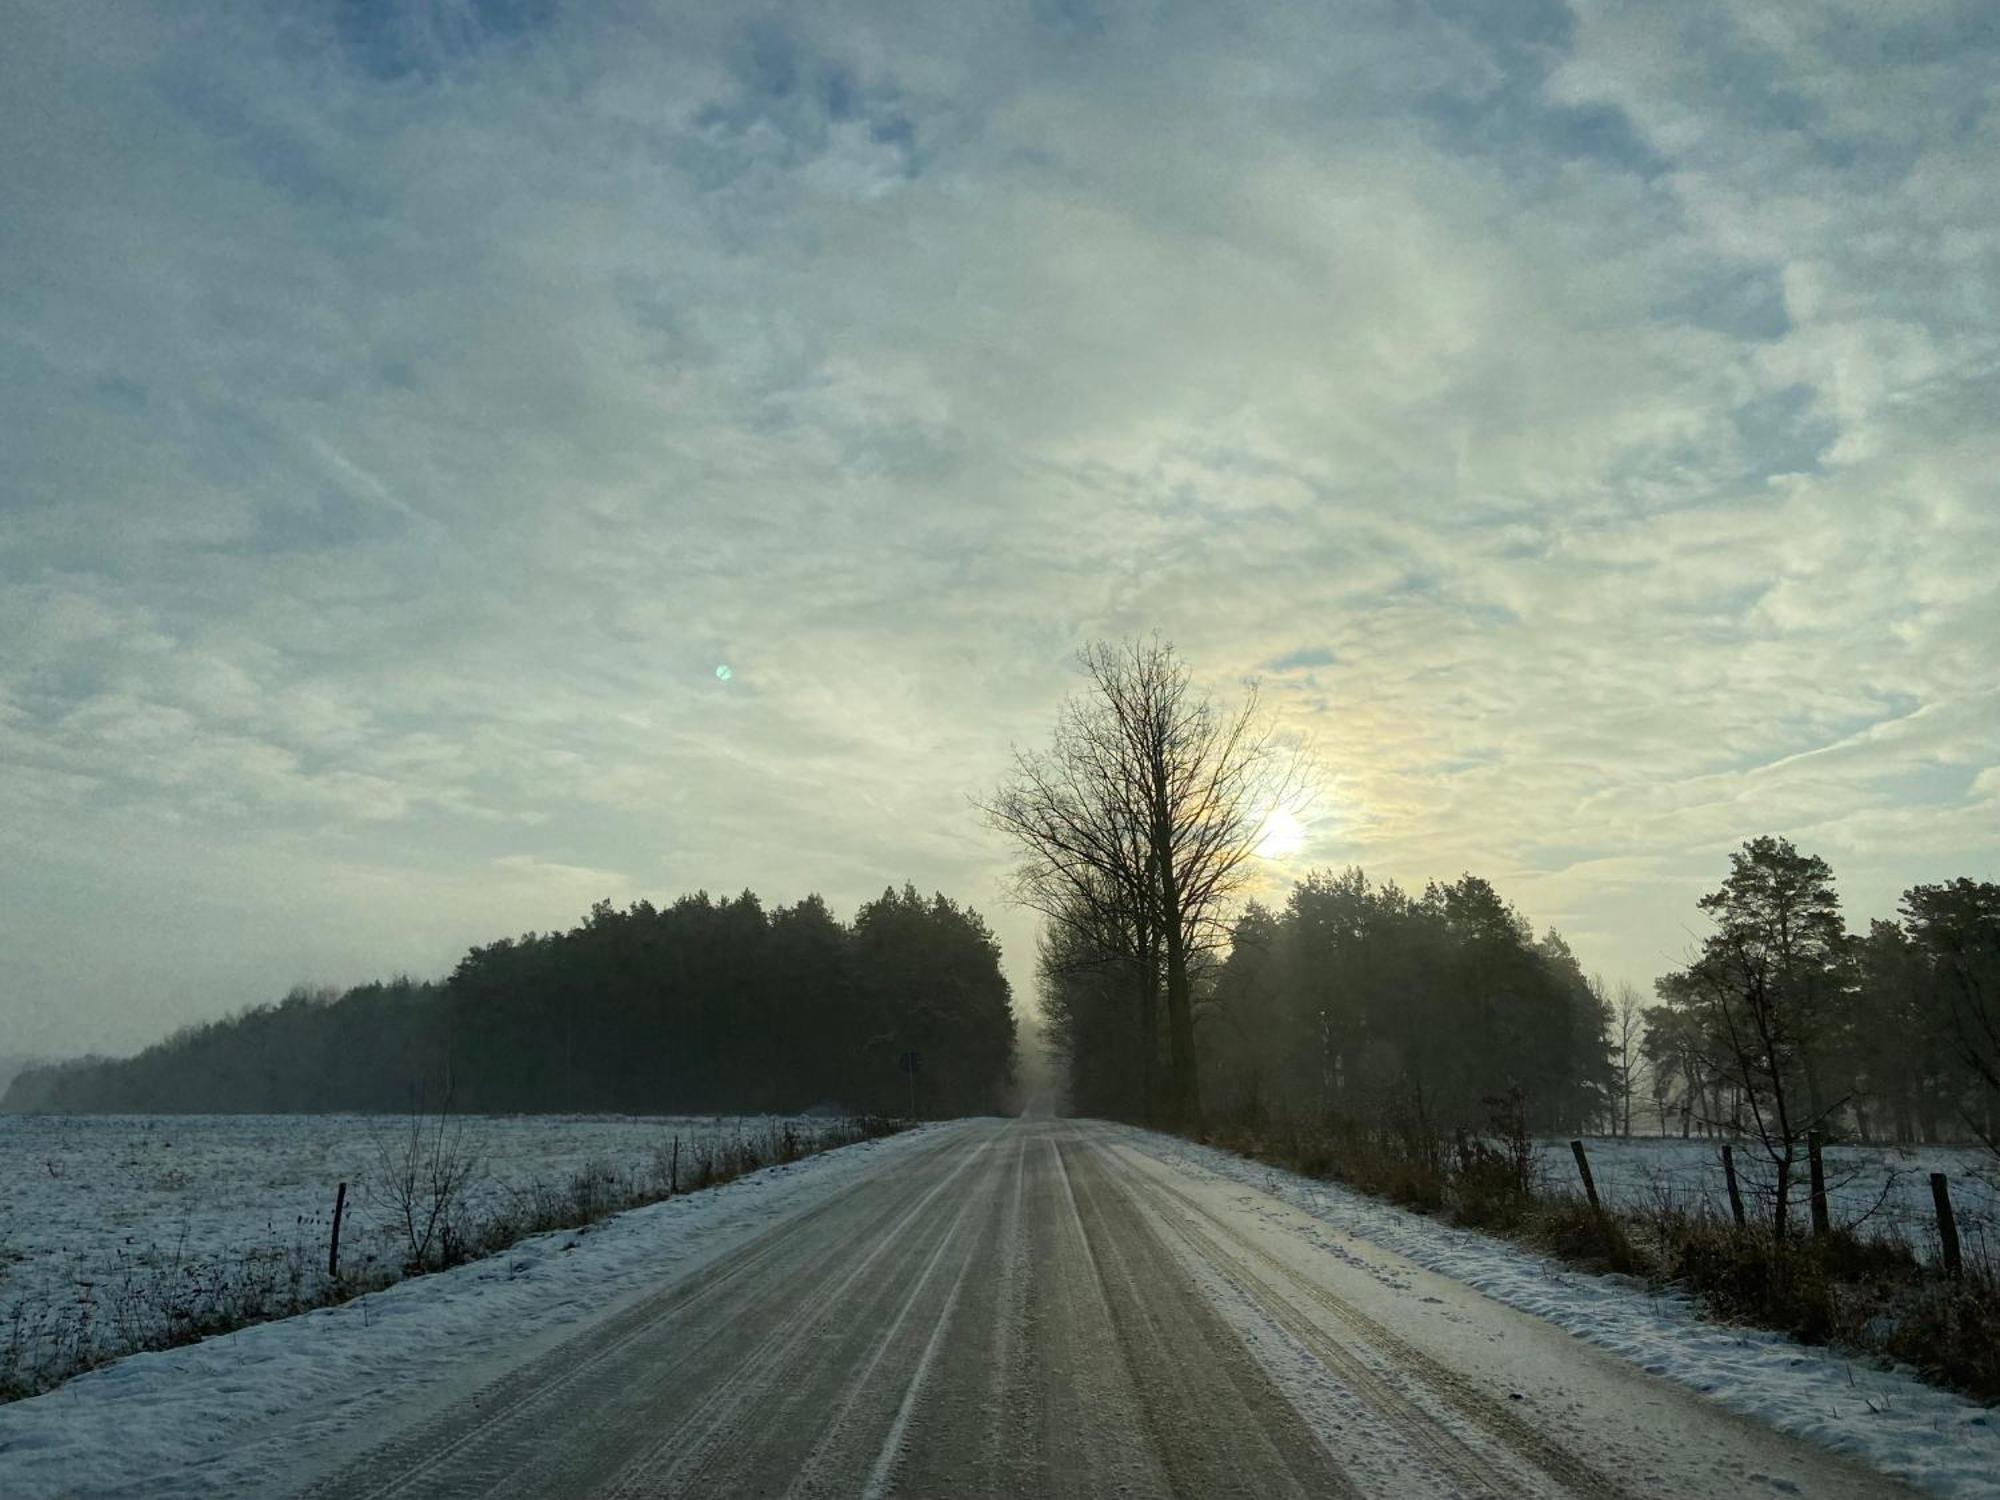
xmin=2 ymin=0 xmax=1995 ymax=1054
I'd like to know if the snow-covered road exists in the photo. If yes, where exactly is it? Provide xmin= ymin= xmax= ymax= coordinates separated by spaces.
xmin=3 ymin=1117 xmax=1975 ymax=1498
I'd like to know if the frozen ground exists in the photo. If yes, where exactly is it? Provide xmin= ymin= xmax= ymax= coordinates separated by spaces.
xmin=0 ymin=1112 xmax=820 ymax=1387
xmin=0 ymin=1123 xmax=950 ymax=1500
xmin=3 ymin=1118 xmax=1994 ymax=1498
xmin=1533 ymin=1136 xmax=2000 ymax=1265
xmin=1131 ymin=1129 xmax=2000 ymax=1499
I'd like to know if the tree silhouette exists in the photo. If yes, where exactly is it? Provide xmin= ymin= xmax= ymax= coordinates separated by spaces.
xmin=3 ymin=887 xmax=1015 ymax=1117
xmin=989 ymin=637 xmax=1296 ymax=1124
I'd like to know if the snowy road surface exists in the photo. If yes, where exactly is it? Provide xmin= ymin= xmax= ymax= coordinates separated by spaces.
xmin=279 ymin=1118 xmax=1906 ymax=1500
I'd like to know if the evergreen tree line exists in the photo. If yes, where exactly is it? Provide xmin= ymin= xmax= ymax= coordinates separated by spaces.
xmin=1642 ymin=837 xmax=1999 ymax=1150
xmin=3 ymin=885 xmax=1017 ymax=1117
xmin=2 ymin=979 xmax=444 ymax=1114
xmin=1043 ymin=867 xmax=1613 ymax=1135
xmin=1040 ymin=832 xmax=1999 ymax=1153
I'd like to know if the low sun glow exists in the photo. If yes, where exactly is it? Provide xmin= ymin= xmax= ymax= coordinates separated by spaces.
xmin=1255 ymin=807 xmax=1306 ymax=861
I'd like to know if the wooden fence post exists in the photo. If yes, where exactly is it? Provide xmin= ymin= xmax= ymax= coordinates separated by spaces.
xmin=1570 ymin=1139 xmax=1602 ymax=1214
xmin=1931 ymin=1172 xmax=1963 ymax=1278
xmin=670 ymin=1135 xmax=680 ymax=1196
xmin=1807 ymin=1131 xmax=1830 ymax=1238
xmin=328 ymin=1181 xmax=348 ymax=1280
xmin=1721 ymin=1144 xmax=1747 ymax=1228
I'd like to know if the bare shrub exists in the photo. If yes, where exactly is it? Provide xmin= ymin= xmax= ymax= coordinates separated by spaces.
xmin=1452 ymin=1091 xmax=1537 ymax=1229
xmin=369 ymin=1099 xmax=483 ymax=1273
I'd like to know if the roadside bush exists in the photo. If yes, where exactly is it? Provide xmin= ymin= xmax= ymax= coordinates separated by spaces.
xmin=1203 ymin=1113 xmax=1447 ymax=1214
xmin=1884 ymin=1271 xmax=2000 ymax=1400
xmin=1449 ymin=1096 xmax=1535 ymax=1231
xmin=1674 ymin=1223 xmax=1842 ymax=1343
xmin=1528 ymin=1197 xmax=1652 ymax=1278
xmin=495 ymin=1159 xmax=628 ymax=1239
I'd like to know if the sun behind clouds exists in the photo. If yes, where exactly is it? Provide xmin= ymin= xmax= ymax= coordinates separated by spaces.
xmin=1255 ymin=806 xmax=1307 ymax=862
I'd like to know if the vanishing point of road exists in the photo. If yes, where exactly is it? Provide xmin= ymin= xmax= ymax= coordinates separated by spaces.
xmin=302 ymin=1118 xmax=1908 ymax=1499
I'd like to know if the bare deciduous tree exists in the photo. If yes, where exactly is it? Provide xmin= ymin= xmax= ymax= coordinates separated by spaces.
xmin=987 ymin=712 xmax=1165 ymax=1114
xmin=988 ymin=637 xmax=1300 ymax=1123
xmin=1609 ymin=980 xmax=1645 ymax=1137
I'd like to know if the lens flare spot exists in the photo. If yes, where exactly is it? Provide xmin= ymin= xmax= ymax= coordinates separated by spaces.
xmin=715 ymin=664 xmax=733 ymax=682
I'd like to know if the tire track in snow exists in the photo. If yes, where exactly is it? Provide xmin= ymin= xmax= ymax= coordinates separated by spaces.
xmin=283 ymin=1121 xmax=1888 ymax=1500
xmin=782 ymin=1182 xmax=983 ymax=1497
xmin=302 ymin=1185 xmax=850 ymax=1500
xmin=858 ymin=1236 xmax=976 ymax=1500
xmin=1057 ymin=1137 xmax=1366 ymax=1500
xmin=1119 ymin=1148 xmax=1629 ymax=1500
xmin=598 ymin=1135 xmax=1000 ymax=1498
xmin=303 ymin=1131 xmax=981 ymax=1500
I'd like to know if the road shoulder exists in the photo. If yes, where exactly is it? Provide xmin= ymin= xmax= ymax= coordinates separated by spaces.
xmin=1111 ymin=1123 xmax=1994 ymax=1500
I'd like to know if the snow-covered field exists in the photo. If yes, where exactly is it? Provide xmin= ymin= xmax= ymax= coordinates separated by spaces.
xmin=1533 ymin=1136 xmax=2000 ymax=1265
xmin=0 ymin=1112 xmax=822 ymax=1391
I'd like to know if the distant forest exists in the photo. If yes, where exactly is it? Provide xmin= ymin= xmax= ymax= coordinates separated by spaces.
xmin=998 ymin=642 xmax=1999 ymax=1149
xmin=1044 ymin=840 xmax=1999 ymax=1149
xmin=2 ymin=886 xmax=1017 ymax=1117
xmin=1196 ymin=871 xmax=1611 ymax=1136
xmin=1039 ymin=861 xmax=1616 ymax=1136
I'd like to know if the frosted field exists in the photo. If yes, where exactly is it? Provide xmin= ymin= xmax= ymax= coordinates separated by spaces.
xmin=1534 ymin=1136 xmax=2000 ymax=1264
xmin=0 ymin=1112 xmax=820 ymax=1390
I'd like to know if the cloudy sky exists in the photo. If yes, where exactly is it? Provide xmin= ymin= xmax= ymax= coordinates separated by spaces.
xmin=4 ymin=0 xmax=1996 ymax=1059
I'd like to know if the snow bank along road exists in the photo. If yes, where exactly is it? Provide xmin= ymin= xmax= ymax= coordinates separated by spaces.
xmin=283 ymin=1118 xmax=1909 ymax=1500
xmin=3 ymin=1117 xmax=1954 ymax=1498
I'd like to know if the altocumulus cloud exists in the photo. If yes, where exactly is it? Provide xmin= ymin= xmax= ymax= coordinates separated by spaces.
xmin=1 ymin=0 xmax=1995 ymax=1054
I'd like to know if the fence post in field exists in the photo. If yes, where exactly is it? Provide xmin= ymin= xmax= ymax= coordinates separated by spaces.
xmin=328 ymin=1180 xmax=348 ymax=1279
xmin=670 ymin=1135 xmax=680 ymax=1196
xmin=1569 ymin=1139 xmax=1602 ymax=1215
xmin=1721 ymin=1145 xmax=1747 ymax=1228
xmin=1931 ymin=1172 xmax=1963 ymax=1278
xmin=1807 ymin=1131 xmax=1830 ymax=1238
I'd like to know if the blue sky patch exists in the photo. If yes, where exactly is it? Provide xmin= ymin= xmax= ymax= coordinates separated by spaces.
xmin=1265 ymin=647 xmax=1337 ymax=672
